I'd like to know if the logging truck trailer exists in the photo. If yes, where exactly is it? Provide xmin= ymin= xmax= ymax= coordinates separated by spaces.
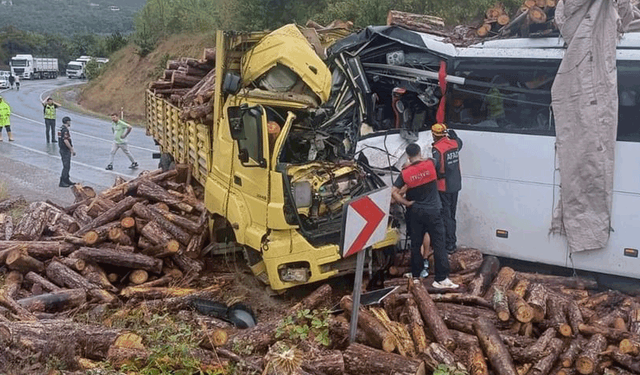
xmin=146 ymin=25 xmax=399 ymax=292
xmin=338 ymin=26 xmax=640 ymax=282
xmin=10 ymin=54 xmax=59 ymax=79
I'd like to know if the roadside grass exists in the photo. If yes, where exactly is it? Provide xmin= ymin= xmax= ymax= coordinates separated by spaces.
xmin=0 ymin=181 xmax=7 ymax=200
xmin=0 ymin=182 xmax=27 ymax=222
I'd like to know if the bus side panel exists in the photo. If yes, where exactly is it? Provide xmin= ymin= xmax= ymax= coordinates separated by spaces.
xmin=567 ymin=141 xmax=640 ymax=278
xmin=456 ymin=130 xmax=569 ymax=267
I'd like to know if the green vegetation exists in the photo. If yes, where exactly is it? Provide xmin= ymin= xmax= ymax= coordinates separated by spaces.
xmin=433 ymin=364 xmax=470 ymax=375
xmin=275 ymin=308 xmax=331 ymax=347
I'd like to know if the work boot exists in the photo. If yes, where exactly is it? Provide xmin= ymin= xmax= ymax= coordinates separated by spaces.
xmin=105 ymin=164 xmax=113 ymax=170
xmin=7 ymin=132 xmax=14 ymax=141
xmin=59 ymin=181 xmax=71 ymax=188
xmin=129 ymin=162 xmax=139 ymax=169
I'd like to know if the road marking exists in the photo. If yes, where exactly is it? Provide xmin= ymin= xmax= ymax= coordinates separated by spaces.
xmin=11 ymin=113 xmax=157 ymax=153
xmin=5 ymin=141 xmax=133 ymax=178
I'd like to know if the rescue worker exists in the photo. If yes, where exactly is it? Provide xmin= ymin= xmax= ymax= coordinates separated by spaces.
xmin=392 ymin=143 xmax=458 ymax=289
xmin=42 ymin=97 xmax=61 ymax=143
xmin=106 ymin=112 xmax=138 ymax=170
xmin=431 ymin=123 xmax=463 ymax=254
xmin=58 ymin=116 xmax=76 ymax=187
xmin=0 ymin=96 xmax=13 ymax=141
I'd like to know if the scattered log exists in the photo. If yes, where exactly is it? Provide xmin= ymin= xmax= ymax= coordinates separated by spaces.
xmin=419 ymin=342 xmax=461 ymax=371
xmin=576 ymin=333 xmax=607 ymax=374
xmin=515 ymin=272 xmax=598 ymax=290
xmin=58 ymin=256 xmax=86 ymax=272
xmin=17 ymin=288 xmax=86 ymax=313
xmin=45 ymin=260 xmax=116 ymax=304
xmin=24 ymin=271 xmax=61 ymax=292
xmin=527 ymin=337 xmax=563 ymax=375
xmin=618 ymin=338 xmax=640 ymax=355
xmin=76 ymin=196 xmax=139 ymax=236
xmin=120 ymin=286 xmax=196 ymax=300
xmin=72 ymin=247 xmax=163 ymax=274
xmin=5 ymin=248 xmax=45 ymax=273
xmin=340 ymin=295 xmax=396 ymax=353
xmin=608 ymin=346 xmax=640 ymax=373
xmin=343 ymin=343 xmax=426 ymax=375
xmin=171 ymin=253 xmax=204 ymax=275
xmin=86 ymin=197 xmax=116 ymax=217
xmin=404 ymin=297 xmax=428 ymax=353
xmin=474 ymin=317 xmax=518 ymax=375
xmin=512 ymin=278 xmax=530 ymax=298
xmin=494 ymin=286 xmax=512 ymax=322
xmin=370 ymin=306 xmax=415 ymax=357
xmin=132 ymin=202 xmax=191 ymax=245
xmin=409 ymin=279 xmax=456 ymax=351
xmin=526 ymin=283 xmax=547 ymax=323
xmin=578 ymin=323 xmax=640 ymax=342
xmin=80 ymin=262 xmax=118 ymax=293
xmin=559 ymin=335 xmax=585 ymax=367
xmin=507 ymin=290 xmax=534 ymax=323
xmin=137 ymin=181 xmax=193 ymax=213
xmin=544 ymin=296 xmax=571 ymax=337
xmin=485 ymin=266 xmax=517 ymax=302
xmin=301 ymin=349 xmax=345 ymax=375
xmin=430 ymin=293 xmax=492 ymax=309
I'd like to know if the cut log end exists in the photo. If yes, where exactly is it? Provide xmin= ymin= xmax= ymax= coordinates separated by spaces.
xmin=83 ymin=231 xmax=99 ymax=245
xmin=129 ymin=270 xmax=149 ymax=285
xmin=120 ymin=217 xmax=136 ymax=229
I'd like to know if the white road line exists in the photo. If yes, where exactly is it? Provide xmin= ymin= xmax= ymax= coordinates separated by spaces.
xmin=6 ymin=141 xmax=132 ymax=178
xmin=11 ymin=113 xmax=157 ymax=153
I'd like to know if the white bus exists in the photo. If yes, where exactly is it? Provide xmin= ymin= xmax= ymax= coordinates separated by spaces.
xmin=337 ymin=27 xmax=640 ymax=282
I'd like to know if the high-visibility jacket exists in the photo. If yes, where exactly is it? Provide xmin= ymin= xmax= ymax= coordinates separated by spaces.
xmin=44 ymin=104 xmax=57 ymax=119
xmin=432 ymin=136 xmax=462 ymax=193
xmin=0 ymin=101 xmax=10 ymax=127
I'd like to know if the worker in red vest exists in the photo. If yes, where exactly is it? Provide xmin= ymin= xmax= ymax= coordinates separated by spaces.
xmin=431 ymin=123 xmax=463 ymax=254
xmin=392 ymin=143 xmax=458 ymax=289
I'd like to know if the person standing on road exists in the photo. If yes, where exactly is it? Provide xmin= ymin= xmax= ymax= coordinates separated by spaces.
xmin=392 ymin=143 xmax=458 ymax=289
xmin=8 ymin=74 xmax=14 ymax=89
xmin=431 ymin=123 xmax=463 ymax=254
xmin=14 ymin=75 xmax=19 ymax=91
xmin=106 ymin=112 xmax=138 ymax=170
xmin=42 ymin=97 xmax=61 ymax=143
xmin=0 ymin=96 xmax=13 ymax=142
xmin=58 ymin=116 xmax=76 ymax=187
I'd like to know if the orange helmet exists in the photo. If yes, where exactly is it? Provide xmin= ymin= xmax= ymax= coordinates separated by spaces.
xmin=431 ymin=123 xmax=447 ymax=136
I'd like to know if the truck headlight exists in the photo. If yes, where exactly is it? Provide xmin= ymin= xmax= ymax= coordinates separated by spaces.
xmin=292 ymin=181 xmax=312 ymax=208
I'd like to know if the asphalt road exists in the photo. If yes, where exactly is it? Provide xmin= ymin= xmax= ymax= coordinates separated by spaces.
xmin=0 ymin=78 xmax=159 ymax=206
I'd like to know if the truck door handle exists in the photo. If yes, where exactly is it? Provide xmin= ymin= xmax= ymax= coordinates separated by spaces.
xmin=234 ymin=176 xmax=242 ymax=186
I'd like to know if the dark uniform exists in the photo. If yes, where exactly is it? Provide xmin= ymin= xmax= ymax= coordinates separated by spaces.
xmin=394 ymin=159 xmax=449 ymax=280
xmin=432 ymin=130 xmax=463 ymax=253
xmin=58 ymin=124 xmax=73 ymax=186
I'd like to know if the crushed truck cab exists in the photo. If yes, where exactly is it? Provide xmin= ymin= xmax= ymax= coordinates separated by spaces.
xmin=146 ymin=25 xmax=398 ymax=291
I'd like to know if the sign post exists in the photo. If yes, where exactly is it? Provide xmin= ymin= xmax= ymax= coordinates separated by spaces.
xmin=340 ymin=186 xmax=391 ymax=343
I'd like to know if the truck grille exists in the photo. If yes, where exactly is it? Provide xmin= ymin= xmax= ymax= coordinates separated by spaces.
xmin=13 ymin=68 xmax=24 ymax=74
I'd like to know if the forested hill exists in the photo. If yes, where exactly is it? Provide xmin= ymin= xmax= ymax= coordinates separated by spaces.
xmin=0 ymin=0 xmax=146 ymax=35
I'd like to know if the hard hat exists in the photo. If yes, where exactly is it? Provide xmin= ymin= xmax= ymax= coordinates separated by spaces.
xmin=431 ymin=123 xmax=447 ymax=136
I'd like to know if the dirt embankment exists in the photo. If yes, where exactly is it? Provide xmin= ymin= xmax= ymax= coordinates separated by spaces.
xmin=77 ymin=34 xmax=216 ymax=124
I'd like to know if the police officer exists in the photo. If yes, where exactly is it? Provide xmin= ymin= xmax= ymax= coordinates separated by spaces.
xmin=392 ymin=143 xmax=458 ymax=289
xmin=42 ymin=97 xmax=61 ymax=143
xmin=431 ymin=123 xmax=463 ymax=254
xmin=58 ymin=116 xmax=76 ymax=187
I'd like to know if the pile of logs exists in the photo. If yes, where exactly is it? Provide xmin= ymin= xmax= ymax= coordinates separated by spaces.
xmin=149 ymin=51 xmax=217 ymax=123
xmin=225 ymin=248 xmax=640 ymax=374
xmin=478 ymin=0 xmax=558 ymax=38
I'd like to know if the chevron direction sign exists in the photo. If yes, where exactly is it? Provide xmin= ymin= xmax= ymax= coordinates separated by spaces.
xmin=341 ymin=186 xmax=392 ymax=258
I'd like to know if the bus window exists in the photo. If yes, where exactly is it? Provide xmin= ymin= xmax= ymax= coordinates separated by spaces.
xmin=617 ymin=61 xmax=640 ymax=142
xmin=447 ymin=59 xmax=559 ymax=136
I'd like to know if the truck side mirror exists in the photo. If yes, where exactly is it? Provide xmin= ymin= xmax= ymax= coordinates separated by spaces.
xmin=228 ymin=106 xmax=244 ymax=141
xmin=238 ymin=148 xmax=249 ymax=163
xmin=223 ymin=72 xmax=241 ymax=94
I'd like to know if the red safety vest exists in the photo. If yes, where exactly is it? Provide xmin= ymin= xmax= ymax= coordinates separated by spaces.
xmin=401 ymin=159 xmax=437 ymax=188
xmin=433 ymin=137 xmax=461 ymax=192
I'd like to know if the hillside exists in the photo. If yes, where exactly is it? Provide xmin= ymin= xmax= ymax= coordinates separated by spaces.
xmin=0 ymin=0 xmax=144 ymax=35
xmin=77 ymin=33 xmax=217 ymax=124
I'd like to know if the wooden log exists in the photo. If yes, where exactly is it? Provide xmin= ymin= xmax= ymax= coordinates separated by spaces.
xmin=545 ymin=296 xmax=572 ymax=337
xmin=494 ymin=286 xmax=511 ymax=322
xmin=0 ymin=196 xmax=27 ymax=213
xmin=507 ymin=290 xmax=534 ymax=323
xmin=628 ymin=308 xmax=640 ymax=334
xmin=13 ymin=202 xmax=79 ymax=240
xmin=137 ymin=181 xmax=193 ymax=213
xmin=343 ymin=343 xmax=426 ymax=375
xmin=559 ymin=287 xmax=589 ymax=300
xmin=515 ymin=272 xmax=598 ymax=290
xmin=166 ymin=189 xmax=206 ymax=213
xmin=448 ymin=248 xmax=484 ymax=273
xmin=485 ymin=267 xmax=517 ymax=302
xmin=328 ymin=315 xmax=368 ymax=350
xmin=86 ymin=197 xmax=116 ymax=217
xmin=80 ymin=262 xmax=118 ymax=293
xmin=71 ymin=184 xmax=96 ymax=202
xmin=24 ymin=271 xmax=61 ymax=292
xmin=171 ymin=71 xmax=203 ymax=88
xmin=528 ymin=6 xmax=547 ymax=23
xmin=473 ymin=317 xmax=518 ymax=375
xmin=3 ymin=271 xmax=23 ymax=299
xmin=120 ymin=216 xmax=136 ymax=229
xmin=370 ymin=306 xmax=415 ymax=357
xmin=527 ymin=337 xmax=563 ymax=375
xmin=404 ymin=297 xmax=428 ymax=353
xmin=340 ymin=295 xmax=396 ymax=353
xmin=566 ymin=300 xmax=584 ymax=336
xmin=120 ymin=286 xmax=196 ymax=300
xmin=45 ymin=260 xmax=116 ymax=304
xmin=513 ymin=328 xmax=556 ymax=363
xmin=5 ymin=249 xmax=45 ymax=273
xmin=301 ymin=349 xmax=345 ymax=375
xmin=171 ymin=253 xmax=204 ymax=275
xmin=527 ymin=283 xmax=547 ymax=323
xmin=578 ymin=323 xmax=640 ymax=342
xmin=72 ymin=247 xmax=163 ymax=274
xmin=576 ymin=333 xmax=607 ymax=374
xmin=73 ymin=204 xmax=92 ymax=226
xmin=512 ymin=278 xmax=531 ymax=298
xmin=618 ymin=338 xmax=640 ymax=355
xmin=430 ymin=293 xmax=493 ymax=309
xmin=76 ymin=196 xmax=139 ymax=236
xmin=107 ymin=227 xmax=133 ymax=247
xmin=608 ymin=346 xmax=640 ymax=373
xmin=128 ymin=270 xmax=149 ymax=285
xmin=58 ymin=257 xmax=86 ymax=272
xmin=386 ymin=9 xmax=444 ymax=28
xmin=82 ymin=220 xmax=118 ymax=246
xmin=409 ymin=279 xmax=456 ymax=351
xmin=559 ymin=335 xmax=584 ymax=367
xmin=3 ymin=215 xmax=12 ymax=241
xmin=418 ymin=342 xmax=461 ymax=371
xmin=17 ymin=288 xmax=86 ymax=313
xmin=132 ymin=202 xmax=191 ymax=245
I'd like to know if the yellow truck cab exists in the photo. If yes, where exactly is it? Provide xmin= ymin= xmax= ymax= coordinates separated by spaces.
xmin=147 ymin=25 xmax=398 ymax=291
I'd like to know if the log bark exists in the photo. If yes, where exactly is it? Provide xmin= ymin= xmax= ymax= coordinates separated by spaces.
xmin=448 ymin=248 xmax=484 ymax=273
xmin=328 ymin=315 xmax=368 ymax=350
xmin=494 ymin=286 xmax=511 ymax=322
xmin=58 ymin=257 xmax=86 ymax=272
xmin=0 ymin=196 xmax=27 ymax=213
xmin=3 ymin=215 xmax=12 ymax=240
xmin=140 ymin=220 xmax=175 ymax=247
xmin=71 ymin=184 xmax=96 ymax=202
xmin=86 ymin=197 xmax=116 ymax=217
xmin=608 ymin=346 xmax=640 ymax=373
xmin=340 ymin=295 xmax=396 ymax=353
xmin=418 ymin=342 xmax=461 ymax=371
xmin=404 ymin=297 xmax=428 ymax=353
xmin=120 ymin=286 xmax=196 ymax=300
xmin=566 ymin=300 xmax=584 ymax=336
xmin=507 ymin=290 xmax=534 ymax=323
xmin=485 ymin=267 xmax=517 ymax=302
xmin=76 ymin=196 xmax=139 ymax=236
xmin=559 ymin=335 xmax=584 ymax=367
xmin=370 ymin=306 xmax=415 ymax=357
xmin=108 ymin=227 xmax=133 ymax=247
xmin=526 ymin=337 xmax=563 ymax=375
xmin=628 ymin=308 xmax=640 ymax=334
xmin=80 ymin=262 xmax=118 ymax=293
xmin=3 ymin=271 xmax=23 ymax=300
xmin=24 ymin=271 xmax=62 ymax=292
xmin=578 ymin=323 xmax=640 ymax=342
xmin=0 ymin=240 xmax=75 ymax=259
xmin=386 ymin=9 xmax=444 ymax=29
xmin=13 ymin=202 xmax=79 ymax=240
xmin=618 ymin=338 xmax=640 ymax=355
xmin=469 ymin=343 xmax=491 ymax=375
xmin=73 ymin=205 xmax=92 ymax=226
xmin=17 ymin=288 xmax=86 ymax=313
xmin=526 ymin=283 xmax=547 ymax=323
xmin=409 ymin=279 xmax=456 ymax=351
xmin=167 ymin=189 xmax=206 ymax=212
xmin=72 ymin=247 xmax=163 ymax=274
xmin=576 ymin=333 xmax=607 ymax=374
xmin=544 ymin=296 xmax=571 ymax=337
xmin=137 ymin=181 xmax=193 ymax=213
xmin=515 ymin=272 xmax=598 ymax=290
xmin=171 ymin=253 xmax=204 ymax=275
xmin=45 ymin=259 xmax=116 ymax=304
xmin=5 ymin=248 xmax=45 ymax=273
xmin=301 ymin=349 xmax=345 ymax=375
xmin=512 ymin=278 xmax=531 ymax=298
xmin=343 ymin=343 xmax=426 ymax=375
xmin=82 ymin=221 xmax=121 ymax=246
xmin=473 ymin=317 xmax=518 ymax=375
xmin=132 ymin=202 xmax=191 ymax=245
xmin=430 ymin=293 xmax=492 ymax=308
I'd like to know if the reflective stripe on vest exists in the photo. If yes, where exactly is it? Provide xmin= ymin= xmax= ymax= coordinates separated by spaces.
xmin=44 ymin=104 xmax=56 ymax=119
xmin=401 ymin=160 xmax=437 ymax=188
xmin=433 ymin=137 xmax=460 ymax=192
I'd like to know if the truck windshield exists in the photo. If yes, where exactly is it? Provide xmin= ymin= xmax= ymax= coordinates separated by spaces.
xmin=67 ymin=64 xmax=81 ymax=71
xmin=10 ymin=60 xmax=27 ymax=67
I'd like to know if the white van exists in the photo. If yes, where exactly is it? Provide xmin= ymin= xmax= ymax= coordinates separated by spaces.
xmin=0 ymin=71 xmax=10 ymax=89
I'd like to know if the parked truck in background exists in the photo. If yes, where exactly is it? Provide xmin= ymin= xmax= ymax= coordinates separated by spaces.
xmin=67 ymin=56 xmax=110 ymax=79
xmin=10 ymin=54 xmax=58 ymax=79
xmin=146 ymin=25 xmax=399 ymax=292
